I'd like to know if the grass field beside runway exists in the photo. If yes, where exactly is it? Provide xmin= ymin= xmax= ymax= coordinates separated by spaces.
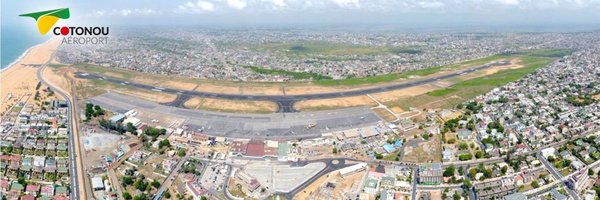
xmin=386 ymin=56 xmax=555 ymax=110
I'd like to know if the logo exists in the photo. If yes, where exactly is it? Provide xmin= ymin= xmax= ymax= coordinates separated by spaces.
xmin=20 ymin=8 xmax=109 ymax=45
xmin=20 ymin=8 xmax=70 ymax=35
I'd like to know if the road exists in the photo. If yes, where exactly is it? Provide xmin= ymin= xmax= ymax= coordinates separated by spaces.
xmin=411 ymin=168 xmax=418 ymax=200
xmin=38 ymin=66 xmax=86 ymax=200
xmin=274 ymin=158 xmax=352 ymax=199
xmin=153 ymin=155 xmax=190 ymax=200
xmin=75 ymin=61 xmax=508 ymax=112
xmin=536 ymin=152 xmax=580 ymax=200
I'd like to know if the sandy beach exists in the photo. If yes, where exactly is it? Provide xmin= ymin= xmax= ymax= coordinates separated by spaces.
xmin=0 ymin=37 xmax=60 ymax=115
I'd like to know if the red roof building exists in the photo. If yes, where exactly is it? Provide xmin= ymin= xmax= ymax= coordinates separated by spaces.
xmin=595 ymin=178 xmax=600 ymax=187
xmin=25 ymin=185 xmax=38 ymax=195
xmin=245 ymin=140 xmax=265 ymax=157
xmin=230 ymin=141 xmax=247 ymax=154
xmin=20 ymin=195 xmax=35 ymax=200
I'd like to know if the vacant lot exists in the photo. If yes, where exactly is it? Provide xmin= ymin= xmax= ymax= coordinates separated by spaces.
xmin=372 ymin=108 xmax=397 ymax=122
xmin=183 ymin=97 xmax=277 ymax=113
xmin=294 ymin=95 xmax=377 ymax=111
xmin=403 ymin=136 xmax=442 ymax=163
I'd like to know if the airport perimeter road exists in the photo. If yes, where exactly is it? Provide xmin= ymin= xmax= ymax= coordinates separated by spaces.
xmin=75 ymin=61 xmax=506 ymax=112
xmin=38 ymin=66 xmax=85 ymax=200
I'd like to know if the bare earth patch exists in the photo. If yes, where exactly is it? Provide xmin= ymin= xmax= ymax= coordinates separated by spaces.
xmin=160 ymin=81 xmax=198 ymax=91
xmin=372 ymin=108 xmax=397 ymax=122
xmin=184 ymin=97 xmax=277 ymax=113
xmin=43 ymin=67 xmax=71 ymax=95
xmin=294 ymin=95 xmax=377 ymax=111
xmin=191 ymin=83 xmax=284 ymax=95
xmin=109 ymin=89 xmax=176 ymax=103
xmin=372 ymin=84 xmax=441 ymax=102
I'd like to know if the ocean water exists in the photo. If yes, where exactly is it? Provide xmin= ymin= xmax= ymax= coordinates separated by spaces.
xmin=1 ymin=25 xmax=50 ymax=70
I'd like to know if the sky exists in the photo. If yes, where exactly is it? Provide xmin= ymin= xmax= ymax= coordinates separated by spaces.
xmin=2 ymin=0 xmax=600 ymax=31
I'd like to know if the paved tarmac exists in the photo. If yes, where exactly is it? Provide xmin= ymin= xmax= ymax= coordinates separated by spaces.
xmin=89 ymin=93 xmax=381 ymax=139
xmin=75 ymin=61 xmax=508 ymax=112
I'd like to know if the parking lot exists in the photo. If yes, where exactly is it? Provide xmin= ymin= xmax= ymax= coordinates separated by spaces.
xmin=199 ymin=162 xmax=229 ymax=192
xmin=236 ymin=159 xmax=326 ymax=193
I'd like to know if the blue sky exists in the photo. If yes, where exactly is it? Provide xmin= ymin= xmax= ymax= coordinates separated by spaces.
xmin=2 ymin=0 xmax=600 ymax=30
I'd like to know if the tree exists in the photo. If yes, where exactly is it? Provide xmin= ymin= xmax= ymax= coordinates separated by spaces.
xmin=375 ymin=153 xmax=383 ymax=160
xmin=158 ymin=139 xmax=171 ymax=149
xmin=178 ymin=149 xmax=187 ymax=157
xmin=443 ymin=165 xmax=456 ymax=177
xmin=332 ymin=147 xmax=338 ymax=154
xmin=463 ymin=179 xmax=472 ymax=188
xmin=122 ymin=176 xmax=134 ymax=185
xmin=85 ymin=103 xmax=94 ymax=119
xmin=151 ymin=180 xmax=161 ymax=189
xmin=140 ymin=134 xmax=148 ymax=143
xmin=201 ymin=197 xmax=208 ymax=200
xmin=469 ymin=168 xmax=477 ymax=178
xmin=475 ymin=151 xmax=483 ymax=159
xmin=122 ymin=192 xmax=132 ymax=200
xmin=531 ymin=180 xmax=540 ymax=188
xmin=134 ymin=179 xmax=148 ymax=191
xmin=17 ymin=177 xmax=27 ymax=186
xmin=501 ymin=166 xmax=508 ymax=175
xmin=483 ymin=169 xmax=492 ymax=178
xmin=547 ymin=155 xmax=555 ymax=162
xmin=126 ymin=122 xmax=137 ymax=133
xmin=458 ymin=143 xmax=469 ymax=150
xmin=164 ymin=191 xmax=171 ymax=199
xmin=459 ymin=154 xmax=472 ymax=161
xmin=133 ymin=194 xmax=148 ymax=200
xmin=453 ymin=192 xmax=461 ymax=200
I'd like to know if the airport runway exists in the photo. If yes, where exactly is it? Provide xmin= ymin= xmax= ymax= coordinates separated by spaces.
xmin=75 ymin=61 xmax=509 ymax=113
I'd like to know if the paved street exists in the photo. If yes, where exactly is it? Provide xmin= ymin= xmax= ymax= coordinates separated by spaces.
xmin=38 ymin=65 xmax=85 ymax=200
xmin=536 ymin=152 xmax=580 ymax=200
xmin=153 ymin=155 xmax=190 ymax=200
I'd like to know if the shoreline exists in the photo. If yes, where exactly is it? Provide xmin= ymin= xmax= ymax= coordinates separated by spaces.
xmin=1 ymin=38 xmax=53 ymax=73
xmin=0 ymin=37 xmax=60 ymax=114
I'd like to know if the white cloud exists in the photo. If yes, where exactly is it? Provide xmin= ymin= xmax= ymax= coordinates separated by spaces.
xmin=332 ymin=0 xmax=360 ymax=8
xmin=262 ymin=0 xmax=287 ymax=8
xmin=227 ymin=0 xmax=248 ymax=10
xmin=496 ymin=0 xmax=521 ymax=6
xmin=176 ymin=0 xmax=215 ymax=13
xmin=121 ymin=9 xmax=132 ymax=16
xmin=196 ymin=1 xmax=216 ymax=11
xmin=419 ymin=1 xmax=445 ymax=9
xmin=87 ymin=8 xmax=161 ymax=17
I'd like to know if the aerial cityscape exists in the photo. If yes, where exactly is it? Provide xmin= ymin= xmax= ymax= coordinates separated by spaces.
xmin=2 ymin=1 xmax=600 ymax=200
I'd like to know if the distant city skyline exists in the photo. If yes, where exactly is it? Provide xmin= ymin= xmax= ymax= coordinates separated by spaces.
xmin=2 ymin=0 xmax=600 ymax=31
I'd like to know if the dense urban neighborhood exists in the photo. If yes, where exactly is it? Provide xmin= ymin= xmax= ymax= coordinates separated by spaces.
xmin=2 ymin=6 xmax=600 ymax=199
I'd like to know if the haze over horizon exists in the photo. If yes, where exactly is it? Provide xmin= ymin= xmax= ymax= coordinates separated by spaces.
xmin=3 ymin=0 xmax=600 ymax=32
